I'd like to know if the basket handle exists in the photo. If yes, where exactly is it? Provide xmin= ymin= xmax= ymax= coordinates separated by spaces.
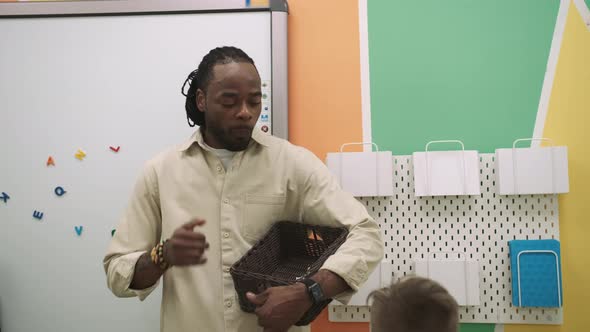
xmin=307 ymin=228 xmax=323 ymax=241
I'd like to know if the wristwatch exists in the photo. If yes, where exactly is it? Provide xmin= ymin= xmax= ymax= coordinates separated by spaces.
xmin=298 ymin=278 xmax=326 ymax=304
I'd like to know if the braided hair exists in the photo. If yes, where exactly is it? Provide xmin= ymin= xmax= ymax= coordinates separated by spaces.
xmin=181 ymin=46 xmax=257 ymax=127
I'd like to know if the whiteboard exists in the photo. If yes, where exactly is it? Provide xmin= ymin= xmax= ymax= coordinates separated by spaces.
xmin=0 ymin=6 xmax=285 ymax=332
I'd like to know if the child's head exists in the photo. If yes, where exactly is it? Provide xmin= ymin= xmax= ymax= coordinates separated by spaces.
xmin=369 ymin=277 xmax=459 ymax=332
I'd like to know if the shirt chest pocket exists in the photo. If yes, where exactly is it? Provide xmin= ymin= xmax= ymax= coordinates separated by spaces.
xmin=241 ymin=193 xmax=286 ymax=243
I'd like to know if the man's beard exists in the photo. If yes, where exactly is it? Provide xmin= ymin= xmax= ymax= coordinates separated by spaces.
xmin=209 ymin=125 xmax=252 ymax=151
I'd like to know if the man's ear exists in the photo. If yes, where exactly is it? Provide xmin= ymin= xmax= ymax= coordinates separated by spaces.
xmin=196 ymin=89 xmax=206 ymax=113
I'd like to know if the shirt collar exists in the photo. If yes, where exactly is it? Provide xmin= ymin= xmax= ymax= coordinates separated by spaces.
xmin=178 ymin=127 xmax=271 ymax=152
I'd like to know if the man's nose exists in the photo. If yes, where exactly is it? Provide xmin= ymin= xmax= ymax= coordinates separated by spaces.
xmin=236 ymin=102 xmax=253 ymax=120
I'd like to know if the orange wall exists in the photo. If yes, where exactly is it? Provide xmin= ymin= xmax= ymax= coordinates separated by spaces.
xmin=288 ymin=0 xmax=368 ymax=331
xmin=288 ymin=0 xmax=364 ymax=160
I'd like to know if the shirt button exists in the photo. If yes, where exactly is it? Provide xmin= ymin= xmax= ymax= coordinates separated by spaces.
xmin=223 ymin=232 xmax=230 ymax=238
xmin=224 ymin=267 xmax=230 ymax=273
xmin=225 ymin=300 xmax=233 ymax=308
xmin=223 ymin=198 xmax=229 ymax=204
xmin=216 ymin=165 xmax=223 ymax=172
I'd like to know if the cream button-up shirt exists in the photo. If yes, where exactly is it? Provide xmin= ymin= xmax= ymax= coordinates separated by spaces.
xmin=103 ymin=129 xmax=384 ymax=332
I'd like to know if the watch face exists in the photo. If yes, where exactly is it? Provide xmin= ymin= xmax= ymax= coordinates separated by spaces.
xmin=310 ymin=283 xmax=324 ymax=302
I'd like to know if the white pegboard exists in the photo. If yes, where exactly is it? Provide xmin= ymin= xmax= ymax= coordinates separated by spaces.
xmin=329 ymin=154 xmax=562 ymax=325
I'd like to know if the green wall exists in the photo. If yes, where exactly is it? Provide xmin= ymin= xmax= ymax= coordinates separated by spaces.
xmin=368 ymin=0 xmax=559 ymax=155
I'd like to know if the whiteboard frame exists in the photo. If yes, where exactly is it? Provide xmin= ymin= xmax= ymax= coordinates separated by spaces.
xmin=0 ymin=0 xmax=290 ymax=140
xmin=0 ymin=0 xmax=288 ymax=16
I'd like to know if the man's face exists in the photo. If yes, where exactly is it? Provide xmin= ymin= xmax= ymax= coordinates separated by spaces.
xmin=197 ymin=61 xmax=262 ymax=151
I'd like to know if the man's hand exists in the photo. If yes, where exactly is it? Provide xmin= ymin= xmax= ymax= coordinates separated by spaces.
xmin=246 ymin=283 xmax=313 ymax=332
xmin=164 ymin=219 xmax=209 ymax=266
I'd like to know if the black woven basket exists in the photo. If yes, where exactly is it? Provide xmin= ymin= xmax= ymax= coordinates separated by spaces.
xmin=230 ymin=221 xmax=348 ymax=326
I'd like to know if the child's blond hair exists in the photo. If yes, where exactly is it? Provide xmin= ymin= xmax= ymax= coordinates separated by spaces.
xmin=369 ymin=277 xmax=459 ymax=332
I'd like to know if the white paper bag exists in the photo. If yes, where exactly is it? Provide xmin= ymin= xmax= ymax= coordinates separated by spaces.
xmin=496 ymin=138 xmax=569 ymax=195
xmin=414 ymin=254 xmax=480 ymax=306
xmin=326 ymin=142 xmax=393 ymax=197
xmin=331 ymin=261 xmax=394 ymax=306
xmin=413 ymin=140 xmax=480 ymax=197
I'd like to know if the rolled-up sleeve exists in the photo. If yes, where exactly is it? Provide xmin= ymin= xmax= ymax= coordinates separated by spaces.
xmin=296 ymin=148 xmax=385 ymax=304
xmin=103 ymin=161 xmax=162 ymax=300
xmin=105 ymin=251 xmax=160 ymax=300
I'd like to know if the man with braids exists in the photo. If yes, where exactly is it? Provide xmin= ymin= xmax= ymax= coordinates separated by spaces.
xmin=103 ymin=46 xmax=383 ymax=332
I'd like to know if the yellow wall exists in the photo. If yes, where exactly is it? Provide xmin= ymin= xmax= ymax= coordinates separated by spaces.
xmin=505 ymin=2 xmax=590 ymax=331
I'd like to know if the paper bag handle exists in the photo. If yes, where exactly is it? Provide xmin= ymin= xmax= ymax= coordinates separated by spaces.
xmin=511 ymin=138 xmax=556 ymax=194
xmin=338 ymin=142 xmax=381 ymax=196
xmin=426 ymin=140 xmax=466 ymax=153
xmin=340 ymin=142 xmax=379 ymax=152
xmin=424 ymin=140 xmax=468 ymax=196
xmin=512 ymin=138 xmax=555 ymax=149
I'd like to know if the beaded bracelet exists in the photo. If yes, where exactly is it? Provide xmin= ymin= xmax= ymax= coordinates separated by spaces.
xmin=150 ymin=240 xmax=169 ymax=270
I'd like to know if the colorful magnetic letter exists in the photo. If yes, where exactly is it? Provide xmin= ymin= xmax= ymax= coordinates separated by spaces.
xmin=1 ymin=192 xmax=9 ymax=203
xmin=75 ymin=226 xmax=83 ymax=236
xmin=54 ymin=186 xmax=66 ymax=197
xmin=47 ymin=156 xmax=55 ymax=166
xmin=33 ymin=210 xmax=44 ymax=220
xmin=75 ymin=149 xmax=86 ymax=161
